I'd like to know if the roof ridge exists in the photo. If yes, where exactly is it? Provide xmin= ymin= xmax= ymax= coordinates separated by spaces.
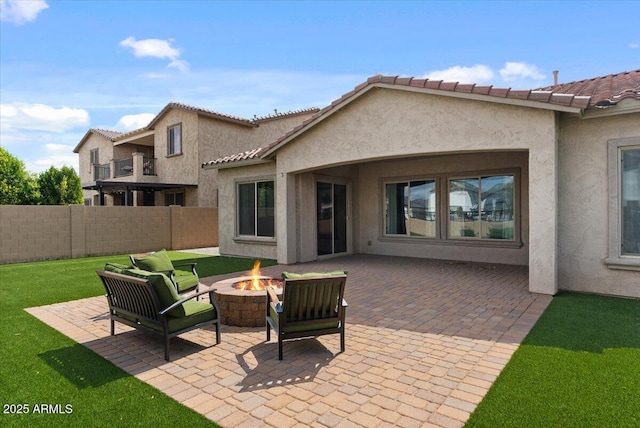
xmin=251 ymin=107 xmax=321 ymax=123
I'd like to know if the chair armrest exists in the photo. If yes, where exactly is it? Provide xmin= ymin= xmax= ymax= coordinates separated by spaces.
xmin=159 ymin=289 xmax=213 ymax=315
xmin=173 ymin=262 xmax=197 ymax=275
xmin=266 ymin=287 xmax=280 ymax=305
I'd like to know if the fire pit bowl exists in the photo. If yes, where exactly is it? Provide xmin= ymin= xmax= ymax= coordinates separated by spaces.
xmin=212 ymin=275 xmax=283 ymax=327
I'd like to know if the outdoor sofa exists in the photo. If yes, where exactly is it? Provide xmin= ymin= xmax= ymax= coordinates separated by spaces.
xmin=97 ymin=263 xmax=220 ymax=361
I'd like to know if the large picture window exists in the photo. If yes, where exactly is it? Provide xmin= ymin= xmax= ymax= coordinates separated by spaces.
xmin=383 ymin=171 xmax=518 ymax=244
xmin=167 ymin=124 xmax=182 ymax=155
xmin=449 ymin=175 xmax=515 ymax=240
xmin=385 ymin=180 xmax=436 ymax=237
xmin=238 ymin=181 xmax=275 ymax=237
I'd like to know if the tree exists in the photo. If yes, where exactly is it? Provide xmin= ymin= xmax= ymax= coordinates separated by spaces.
xmin=37 ymin=165 xmax=83 ymax=205
xmin=0 ymin=147 xmax=40 ymax=205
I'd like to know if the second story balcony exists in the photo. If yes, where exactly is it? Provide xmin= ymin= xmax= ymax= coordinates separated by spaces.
xmin=94 ymin=155 xmax=156 ymax=181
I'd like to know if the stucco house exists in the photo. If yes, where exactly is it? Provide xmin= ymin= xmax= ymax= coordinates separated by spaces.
xmin=74 ymin=103 xmax=318 ymax=207
xmin=203 ymin=69 xmax=640 ymax=298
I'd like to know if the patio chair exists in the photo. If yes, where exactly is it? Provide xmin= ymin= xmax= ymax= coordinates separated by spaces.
xmin=130 ymin=249 xmax=199 ymax=295
xmin=266 ymin=271 xmax=348 ymax=360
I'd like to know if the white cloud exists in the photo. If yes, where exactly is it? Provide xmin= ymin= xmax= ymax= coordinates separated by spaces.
xmin=0 ymin=0 xmax=48 ymax=25
xmin=25 ymin=154 xmax=79 ymax=174
xmin=119 ymin=36 xmax=190 ymax=72
xmin=115 ymin=113 xmax=155 ymax=131
xmin=424 ymin=65 xmax=495 ymax=84
xmin=499 ymin=62 xmax=546 ymax=82
xmin=45 ymin=143 xmax=73 ymax=152
xmin=0 ymin=102 xmax=89 ymax=133
xmin=629 ymin=42 xmax=640 ymax=49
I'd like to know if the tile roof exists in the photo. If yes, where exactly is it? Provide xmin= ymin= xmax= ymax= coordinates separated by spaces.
xmin=148 ymin=102 xmax=256 ymax=128
xmin=202 ymin=69 xmax=640 ymax=169
xmin=536 ymin=69 xmax=640 ymax=108
xmin=252 ymin=107 xmax=321 ymax=123
xmin=91 ymin=128 xmax=123 ymax=141
xmin=204 ymin=147 xmax=267 ymax=166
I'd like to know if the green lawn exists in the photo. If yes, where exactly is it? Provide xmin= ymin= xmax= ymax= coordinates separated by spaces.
xmin=0 ymin=252 xmax=275 ymax=428
xmin=466 ymin=292 xmax=640 ymax=427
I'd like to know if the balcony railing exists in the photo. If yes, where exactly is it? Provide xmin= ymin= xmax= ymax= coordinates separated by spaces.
xmin=114 ymin=158 xmax=134 ymax=178
xmin=143 ymin=157 xmax=156 ymax=176
xmin=93 ymin=164 xmax=110 ymax=180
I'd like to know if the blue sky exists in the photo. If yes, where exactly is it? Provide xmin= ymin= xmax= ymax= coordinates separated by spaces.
xmin=1 ymin=0 xmax=639 ymax=174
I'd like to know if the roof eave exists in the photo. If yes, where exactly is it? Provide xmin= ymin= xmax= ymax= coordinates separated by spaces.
xmin=202 ymin=158 xmax=272 ymax=170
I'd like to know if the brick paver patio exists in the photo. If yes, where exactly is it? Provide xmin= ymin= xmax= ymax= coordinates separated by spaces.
xmin=26 ymin=255 xmax=552 ymax=427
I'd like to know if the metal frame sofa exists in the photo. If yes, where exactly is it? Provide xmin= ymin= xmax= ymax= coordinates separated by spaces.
xmin=97 ymin=266 xmax=221 ymax=361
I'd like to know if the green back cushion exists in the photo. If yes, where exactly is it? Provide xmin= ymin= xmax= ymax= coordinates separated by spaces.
xmin=104 ymin=262 xmax=132 ymax=274
xmin=281 ymin=270 xmax=347 ymax=280
xmin=132 ymin=249 xmax=174 ymax=273
xmin=124 ymin=268 xmax=184 ymax=317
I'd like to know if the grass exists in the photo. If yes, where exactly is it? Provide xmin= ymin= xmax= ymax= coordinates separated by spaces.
xmin=0 ymin=252 xmax=275 ymax=428
xmin=466 ymin=292 xmax=640 ymax=427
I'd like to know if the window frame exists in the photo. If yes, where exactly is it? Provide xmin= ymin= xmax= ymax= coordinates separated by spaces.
xmin=447 ymin=173 xmax=517 ymax=242
xmin=383 ymin=178 xmax=438 ymax=238
xmin=165 ymin=191 xmax=185 ymax=206
xmin=167 ymin=123 xmax=182 ymax=156
xmin=380 ymin=168 xmax=521 ymax=248
xmin=605 ymin=137 xmax=640 ymax=271
xmin=235 ymin=178 xmax=276 ymax=241
xmin=90 ymin=148 xmax=99 ymax=165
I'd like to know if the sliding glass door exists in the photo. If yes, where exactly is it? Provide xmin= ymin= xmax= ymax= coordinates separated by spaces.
xmin=317 ymin=181 xmax=348 ymax=256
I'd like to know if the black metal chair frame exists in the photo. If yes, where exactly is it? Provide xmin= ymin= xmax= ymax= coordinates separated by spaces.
xmin=97 ymin=270 xmax=220 ymax=361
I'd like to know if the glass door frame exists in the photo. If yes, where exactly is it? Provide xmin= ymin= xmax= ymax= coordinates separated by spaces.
xmin=315 ymin=175 xmax=352 ymax=258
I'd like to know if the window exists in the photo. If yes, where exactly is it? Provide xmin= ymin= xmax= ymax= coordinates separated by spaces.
xmin=165 ymin=191 xmax=184 ymax=206
xmin=385 ymin=180 xmax=436 ymax=237
xmin=238 ymin=181 xmax=275 ymax=237
xmin=167 ymin=124 xmax=182 ymax=155
xmin=621 ymin=148 xmax=640 ymax=255
xmin=606 ymin=138 xmax=640 ymax=270
xmin=90 ymin=148 xmax=99 ymax=165
xmin=382 ymin=171 xmax=518 ymax=244
xmin=449 ymin=175 xmax=515 ymax=240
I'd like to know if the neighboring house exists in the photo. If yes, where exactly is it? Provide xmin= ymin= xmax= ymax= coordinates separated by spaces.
xmin=74 ymin=103 xmax=319 ymax=207
xmin=203 ymin=69 xmax=640 ymax=299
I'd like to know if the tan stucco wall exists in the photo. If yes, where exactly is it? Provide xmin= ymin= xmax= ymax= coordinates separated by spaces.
xmin=273 ymin=88 xmax=558 ymax=293
xmin=154 ymin=109 xmax=200 ymax=185
xmin=217 ymin=162 xmax=278 ymax=260
xmin=197 ymin=112 xmax=318 ymax=208
xmin=557 ymin=110 xmax=640 ymax=298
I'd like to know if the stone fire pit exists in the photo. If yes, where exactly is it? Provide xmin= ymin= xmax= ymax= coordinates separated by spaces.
xmin=212 ymin=276 xmax=283 ymax=327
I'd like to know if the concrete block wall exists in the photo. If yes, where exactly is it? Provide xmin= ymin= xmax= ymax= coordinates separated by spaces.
xmin=0 ymin=205 xmax=72 ymax=263
xmin=0 ymin=205 xmax=219 ymax=264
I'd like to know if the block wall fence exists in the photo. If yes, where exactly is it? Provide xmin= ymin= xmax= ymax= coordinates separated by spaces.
xmin=0 ymin=205 xmax=218 ymax=264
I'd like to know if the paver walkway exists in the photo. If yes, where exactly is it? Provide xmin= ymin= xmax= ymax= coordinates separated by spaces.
xmin=26 ymin=255 xmax=552 ymax=427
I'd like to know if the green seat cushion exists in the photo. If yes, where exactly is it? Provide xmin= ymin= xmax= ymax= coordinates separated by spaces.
xmin=281 ymin=270 xmax=347 ymax=280
xmin=173 ymin=270 xmax=199 ymax=292
xmin=105 ymin=262 xmax=132 ymax=274
xmin=141 ymin=302 xmax=217 ymax=333
xmin=132 ymin=249 xmax=174 ymax=273
xmin=269 ymin=302 xmax=339 ymax=333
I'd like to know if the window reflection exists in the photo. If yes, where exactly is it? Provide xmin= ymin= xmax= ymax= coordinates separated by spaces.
xmin=448 ymin=175 xmax=514 ymax=240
